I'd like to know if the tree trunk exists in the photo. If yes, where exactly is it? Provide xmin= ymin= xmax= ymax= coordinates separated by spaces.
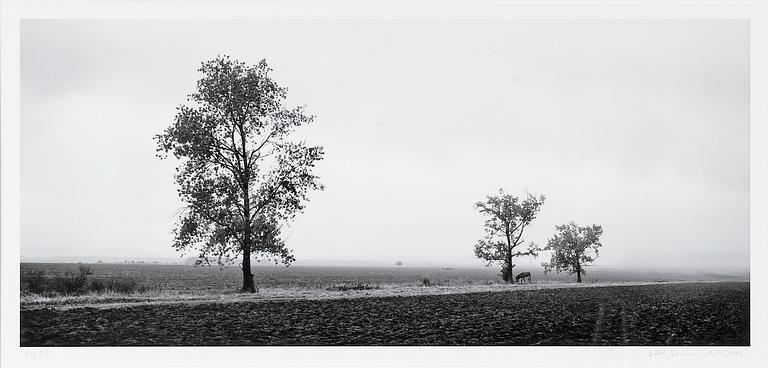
xmin=240 ymin=179 xmax=256 ymax=292
xmin=503 ymin=254 xmax=514 ymax=283
xmin=241 ymin=200 xmax=256 ymax=292
xmin=239 ymin=130 xmax=256 ymax=293
xmin=504 ymin=227 xmax=513 ymax=283
xmin=576 ymin=262 xmax=582 ymax=283
xmin=241 ymin=248 xmax=256 ymax=292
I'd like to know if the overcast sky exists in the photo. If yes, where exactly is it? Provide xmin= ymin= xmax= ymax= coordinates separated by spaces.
xmin=20 ymin=20 xmax=748 ymax=269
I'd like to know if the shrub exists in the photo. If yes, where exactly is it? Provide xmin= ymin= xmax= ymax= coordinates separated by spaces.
xmin=326 ymin=283 xmax=378 ymax=292
xmin=106 ymin=278 xmax=141 ymax=294
xmin=57 ymin=264 xmax=94 ymax=294
xmin=89 ymin=279 xmax=106 ymax=293
xmin=23 ymin=270 xmax=48 ymax=294
xmin=421 ymin=278 xmax=431 ymax=287
xmin=78 ymin=264 xmax=93 ymax=277
xmin=21 ymin=265 xmax=154 ymax=296
xmin=57 ymin=273 xmax=88 ymax=294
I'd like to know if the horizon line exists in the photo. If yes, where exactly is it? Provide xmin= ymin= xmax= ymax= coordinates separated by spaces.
xmin=18 ymin=256 xmax=750 ymax=272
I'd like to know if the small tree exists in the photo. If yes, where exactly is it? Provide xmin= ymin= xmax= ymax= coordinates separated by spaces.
xmin=474 ymin=189 xmax=545 ymax=282
xmin=156 ymin=56 xmax=324 ymax=292
xmin=542 ymin=222 xmax=603 ymax=283
xmin=395 ymin=261 xmax=403 ymax=267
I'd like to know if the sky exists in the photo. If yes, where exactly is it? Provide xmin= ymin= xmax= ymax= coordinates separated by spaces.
xmin=20 ymin=20 xmax=749 ymax=269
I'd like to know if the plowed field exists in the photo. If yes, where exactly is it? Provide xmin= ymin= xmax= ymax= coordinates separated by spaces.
xmin=20 ymin=282 xmax=749 ymax=346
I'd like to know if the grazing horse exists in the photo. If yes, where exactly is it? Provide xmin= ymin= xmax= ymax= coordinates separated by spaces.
xmin=515 ymin=272 xmax=532 ymax=284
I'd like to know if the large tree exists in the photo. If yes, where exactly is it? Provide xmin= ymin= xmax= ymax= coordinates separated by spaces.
xmin=542 ymin=222 xmax=603 ymax=283
xmin=474 ymin=189 xmax=545 ymax=282
xmin=155 ymin=56 xmax=324 ymax=292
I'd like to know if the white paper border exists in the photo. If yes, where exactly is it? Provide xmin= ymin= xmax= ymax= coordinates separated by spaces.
xmin=2 ymin=1 xmax=765 ymax=367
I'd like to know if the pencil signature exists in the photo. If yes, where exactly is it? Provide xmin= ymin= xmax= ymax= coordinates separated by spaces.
xmin=648 ymin=349 xmax=743 ymax=359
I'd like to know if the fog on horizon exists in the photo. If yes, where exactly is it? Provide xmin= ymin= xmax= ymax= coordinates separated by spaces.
xmin=20 ymin=20 xmax=749 ymax=270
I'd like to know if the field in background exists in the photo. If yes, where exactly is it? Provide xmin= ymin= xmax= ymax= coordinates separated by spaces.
xmin=20 ymin=262 xmax=749 ymax=295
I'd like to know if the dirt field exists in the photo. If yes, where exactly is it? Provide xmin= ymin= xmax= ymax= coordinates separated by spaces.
xmin=20 ymin=282 xmax=749 ymax=346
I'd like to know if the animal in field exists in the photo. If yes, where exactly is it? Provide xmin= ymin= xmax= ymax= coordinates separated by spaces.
xmin=515 ymin=272 xmax=532 ymax=284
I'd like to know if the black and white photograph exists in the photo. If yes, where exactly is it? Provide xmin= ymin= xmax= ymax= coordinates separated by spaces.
xmin=1 ymin=1 xmax=766 ymax=367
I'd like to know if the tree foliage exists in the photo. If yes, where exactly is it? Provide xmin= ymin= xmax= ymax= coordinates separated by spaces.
xmin=474 ymin=189 xmax=545 ymax=282
xmin=542 ymin=222 xmax=603 ymax=283
xmin=155 ymin=56 xmax=324 ymax=291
